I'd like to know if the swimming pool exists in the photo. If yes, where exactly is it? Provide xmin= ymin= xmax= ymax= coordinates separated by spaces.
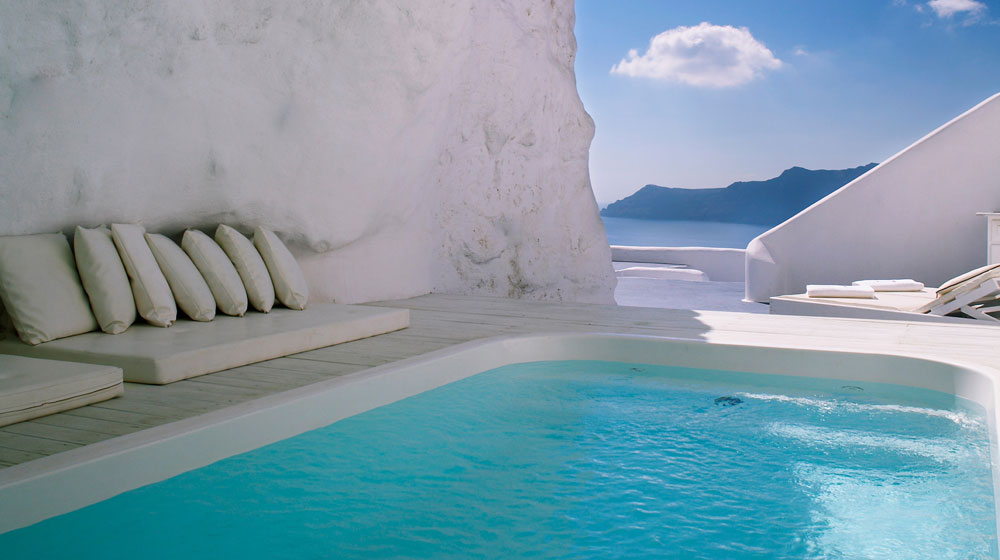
xmin=1 ymin=334 xmax=998 ymax=555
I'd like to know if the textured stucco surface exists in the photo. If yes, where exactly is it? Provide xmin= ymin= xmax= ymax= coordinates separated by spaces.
xmin=744 ymin=92 xmax=1000 ymax=302
xmin=0 ymin=1 xmax=614 ymax=304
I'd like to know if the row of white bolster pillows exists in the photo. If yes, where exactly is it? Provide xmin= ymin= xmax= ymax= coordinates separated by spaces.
xmin=0 ymin=224 xmax=309 ymax=346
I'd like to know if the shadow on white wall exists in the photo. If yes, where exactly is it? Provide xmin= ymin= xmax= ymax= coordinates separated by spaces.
xmin=745 ymin=92 xmax=1000 ymax=302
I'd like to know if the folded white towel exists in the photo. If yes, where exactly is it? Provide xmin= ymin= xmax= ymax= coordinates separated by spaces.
xmin=852 ymin=279 xmax=925 ymax=292
xmin=806 ymin=285 xmax=876 ymax=298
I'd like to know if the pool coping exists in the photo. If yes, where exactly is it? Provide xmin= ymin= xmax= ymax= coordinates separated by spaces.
xmin=1 ymin=332 xmax=998 ymax=536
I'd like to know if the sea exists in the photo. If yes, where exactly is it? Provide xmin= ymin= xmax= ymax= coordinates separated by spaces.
xmin=601 ymin=216 xmax=770 ymax=249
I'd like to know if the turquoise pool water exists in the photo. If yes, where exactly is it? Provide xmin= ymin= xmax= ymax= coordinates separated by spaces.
xmin=3 ymin=361 xmax=996 ymax=559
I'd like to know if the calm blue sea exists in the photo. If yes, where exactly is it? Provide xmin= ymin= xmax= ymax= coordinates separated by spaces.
xmin=602 ymin=216 xmax=769 ymax=249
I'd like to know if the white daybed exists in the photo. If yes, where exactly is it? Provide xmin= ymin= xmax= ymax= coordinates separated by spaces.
xmin=0 ymin=355 xmax=123 ymax=427
xmin=770 ymin=290 xmax=977 ymax=324
xmin=0 ymin=304 xmax=409 ymax=385
xmin=771 ymin=273 xmax=1000 ymax=325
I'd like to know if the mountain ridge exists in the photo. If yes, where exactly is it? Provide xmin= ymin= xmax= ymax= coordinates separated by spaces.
xmin=601 ymin=164 xmax=878 ymax=226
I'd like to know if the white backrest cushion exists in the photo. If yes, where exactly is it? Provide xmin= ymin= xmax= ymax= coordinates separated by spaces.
xmin=215 ymin=224 xmax=275 ymax=313
xmin=146 ymin=233 xmax=216 ymax=322
xmin=181 ymin=229 xmax=248 ymax=317
xmin=253 ymin=227 xmax=309 ymax=310
xmin=74 ymin=226 xmax=136 ymax=334
xmin=110 ymin=223 xmax=176 ymax=328
xmin=0 ymin=233 xmax=98 ymax=345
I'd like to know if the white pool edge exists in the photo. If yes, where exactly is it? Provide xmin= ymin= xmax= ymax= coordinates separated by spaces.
xmin=1 ymin=332 xmax=998 ymax=538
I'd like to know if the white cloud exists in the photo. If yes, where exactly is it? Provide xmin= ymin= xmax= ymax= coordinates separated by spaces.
xmin=610 ymin=22 xmax=782 ymax=88
xmin=793 ymin=45 xmax=809 ymax=56
xmin=927 ymin=0 xmax=987 ymax=18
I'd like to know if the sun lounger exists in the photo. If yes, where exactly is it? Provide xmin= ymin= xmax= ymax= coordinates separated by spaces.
xmin=0 ymin=355 xmax=123 ymax=427
xmin=771 ymin=265 xmax=1000 ymax=324
xmin=916 ymin=276 xmax=1000 ymax=321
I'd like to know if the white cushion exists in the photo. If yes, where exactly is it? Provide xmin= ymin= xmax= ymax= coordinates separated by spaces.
xmin=215 ymin=224 xmax=275 ymax=313
xmin=0 ymin=304 xmax=410 ymax=384
xmin=0 ymin=354 xmax=123 ymax=427
xmin=74 ymin=226 xmax=137 ymax=334
xmin=145 ymin=233 xmax=216 ymax=322
xmin=181 ymin=230 xmax=248 ymax=317
xmin=254 ymin=227 xmax=309 ymax=310
xmin=111 ymin=224 xmax=176 ymax=328
xmin=0 ymin=233 xmax=98 ymax=345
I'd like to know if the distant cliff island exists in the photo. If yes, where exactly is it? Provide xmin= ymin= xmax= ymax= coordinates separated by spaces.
xmin=601 ymin=164 xmax=878 ymax=226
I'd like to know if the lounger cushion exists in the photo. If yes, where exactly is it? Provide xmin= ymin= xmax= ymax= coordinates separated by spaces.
xmin=181 ymin=230 xmax=248 ymax=317
xmin=216 ymin=225 xmax=275 ymax=313
xmin=852 ymin=279 xmax=924 ymax=292
xmin=806 ymin=285 xmax=876 ymax=298
xmin=254 ymin=227 xmax=309 ymax=310
xmin=146 ymin=233 xmax=216 ymax=322
xmin=111 ymin=224 xmax=176 ymax=328
xmin=0 ymin=355 xmax=123 ymax=428
xmin=74 ymin=226 xmax=137 ymax=334
xmin=0 ymin=303 xmax=410 ymax=384
xmin=0 ymin=233 xmax=98 ymax=345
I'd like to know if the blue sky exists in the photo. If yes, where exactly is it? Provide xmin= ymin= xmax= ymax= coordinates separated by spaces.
xmin=575 ymin=0 xmax=1000 ymax=204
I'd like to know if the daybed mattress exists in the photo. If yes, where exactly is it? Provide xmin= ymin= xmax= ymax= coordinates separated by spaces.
xmin=0 ymin=355 xmax=123 ymax=427
xmin=769 ymin=289 xmax=976 ymax=324
xmin=0 ymin=304 xmax=409 ymax=385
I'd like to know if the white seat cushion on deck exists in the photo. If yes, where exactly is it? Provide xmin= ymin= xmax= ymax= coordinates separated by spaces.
xmin=0 ymin=303 xmax=410 ymax=384
xmin=74 ymin=226 xmax=137 ymax=334
xmin=181 ymin=230 xmax=248 ymax=317
xmin=0 ymin=354 xmax=123 ymax=427
xmin=111 ymin=224 xmax=176 ymax=328
xmin=0 ymin=233 xmax=98 ymax=345
xmin=216 ymin=225 xmax=275 ymax=313
xmin=254 ymin=227 xmax=309 ymax=310
xmin=146 ymin=233 xmax=216 ymax=322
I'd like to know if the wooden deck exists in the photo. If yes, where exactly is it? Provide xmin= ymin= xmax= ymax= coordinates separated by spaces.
xmin=3 ymin=293 xmax=1000 ymax=469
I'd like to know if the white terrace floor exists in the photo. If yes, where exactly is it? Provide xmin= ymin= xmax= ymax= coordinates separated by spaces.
xmin=1 ymin=293 xmax=998 ymax=469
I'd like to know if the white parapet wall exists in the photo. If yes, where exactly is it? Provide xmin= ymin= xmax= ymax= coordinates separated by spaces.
xmin=611 ymin=246 xmax=746 ymax=282
xmin=0 ymin=1 xmax=615 ymax=305
xmin=745 ymin=92 xmax=1000 ymax=303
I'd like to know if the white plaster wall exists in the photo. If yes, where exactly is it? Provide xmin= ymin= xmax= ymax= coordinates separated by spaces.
xmin=0 ymin=1 xmax=615 ymax=304
xmin=611 ymin=246 xmax=745 ymax=282
xmin=745 ymin=92 xmax=1000 ymax=302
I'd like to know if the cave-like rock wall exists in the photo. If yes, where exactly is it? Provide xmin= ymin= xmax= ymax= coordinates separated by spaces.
xmin=0 ymin=1 xmax=614 ymax=304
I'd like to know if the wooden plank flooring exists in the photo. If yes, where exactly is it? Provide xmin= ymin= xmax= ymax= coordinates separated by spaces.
xmin=3 ymin=293 xmax=1000 ymax=469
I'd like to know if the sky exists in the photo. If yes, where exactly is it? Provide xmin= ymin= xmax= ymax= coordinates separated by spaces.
xmin=575 ymin=0 xmax=1000 ymax=204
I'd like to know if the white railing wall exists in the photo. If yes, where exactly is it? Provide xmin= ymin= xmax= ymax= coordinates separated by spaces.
xmin=611 ymin=246 xmax=746 ymax=282
xmin=745 ymin=92 xmax=1000 ymax=302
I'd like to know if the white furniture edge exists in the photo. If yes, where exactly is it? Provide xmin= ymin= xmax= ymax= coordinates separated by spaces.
xmin=0 ymin=332 xmax=997 ymax=535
